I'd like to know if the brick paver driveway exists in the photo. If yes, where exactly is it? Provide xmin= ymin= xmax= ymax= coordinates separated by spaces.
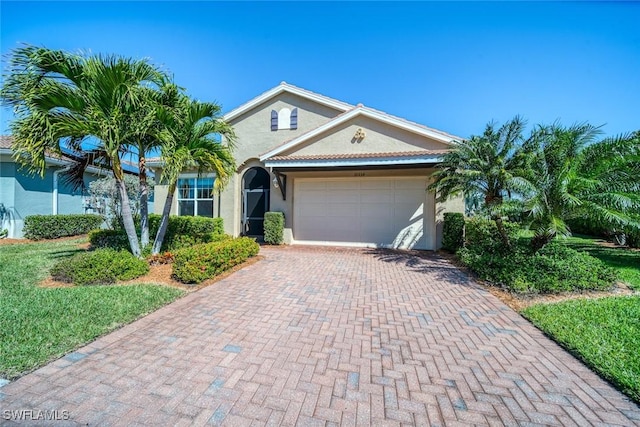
xmin=2 ymin=247 xmax=639 ymax=426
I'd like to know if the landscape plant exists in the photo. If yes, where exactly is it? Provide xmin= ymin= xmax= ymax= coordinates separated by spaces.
xmin=1 ymin=45 xmax=169 ymax=257
xmin=172 ymin=237 xmax=259 ymax=284
xmin=22 ymin=214 xmax=104 ymax=240
xmin=50 ymin=248 xmax=149 ymax=286
xmin=429 ymin=116 xmax=534 ymax=248
xmin=152 ymin=95 xmax=236 ymax=255
xmin=263 ymin=212 xmax=285 ymax=245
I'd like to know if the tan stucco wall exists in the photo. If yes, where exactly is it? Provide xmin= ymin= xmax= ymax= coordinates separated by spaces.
xmin=282 ymin=116 xmax=451 ymax=157
xmin=152 ymin=184 xmax=178 ymax=215
xmin=230 ymin=92 xmax=344 ymax=165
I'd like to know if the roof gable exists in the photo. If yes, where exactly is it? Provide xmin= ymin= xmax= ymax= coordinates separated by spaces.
xmin=223 ymin=82 xmax=353 ymax=123
xmin=259 ymin=105 xmax=462 ymax=161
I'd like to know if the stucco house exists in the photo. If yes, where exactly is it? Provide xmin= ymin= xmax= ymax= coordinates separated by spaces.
xmin=0 ymin=136 xmax=109 ymax=238
xmin=149 ymin=83 xmax=463 ymax=250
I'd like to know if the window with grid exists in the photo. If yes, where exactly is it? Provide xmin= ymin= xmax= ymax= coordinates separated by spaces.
xmin=177 ymin=176 xmax=214 ymax=217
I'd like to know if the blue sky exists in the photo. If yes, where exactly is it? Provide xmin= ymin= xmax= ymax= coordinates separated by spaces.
xmin=1 ymin=1 xmax=639 ymax=139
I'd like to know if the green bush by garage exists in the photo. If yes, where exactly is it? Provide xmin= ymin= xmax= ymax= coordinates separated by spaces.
xmin=172 ymin=237 xmax=260 ymax=284
xmin=23 ymin=214 xmax=104 ymax=240
xmin=264 ymin=212 xmax=285 ymax=245
xmin=457 ymin=218 xmax=618 ymax=294
xmin=441 ymin=212 xmax=465 ymax=252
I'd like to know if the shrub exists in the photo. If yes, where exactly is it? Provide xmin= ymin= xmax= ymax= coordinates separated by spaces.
xmin=23 ymin=214 xmax=103 ymax=240
xmin=441 ymin=212 xmax=464 ymax=252
xmin=172 ymin=237 xmax=260 ymax=284
xmin=625 ymin=227 xmax=640 ymax=249
xmin=148 ymin=214 xmax=224 ymax=251
xmin=264 ymin=212 xmax=285 ymax=245
xmin=90 ymin=216 xmax=228 ymax=252
xmin=89 ymin=229 xmax=130 ymax=251
xmin=50 ymin=248 xmax=149 ymax=286
xmin=458 ymin=241 xmax=618 ymax=294
xmin=464 ymin=217 xmax=520 ymax=254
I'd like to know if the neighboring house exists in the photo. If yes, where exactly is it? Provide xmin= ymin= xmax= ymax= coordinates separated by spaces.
xmin=149 ymin=82 xmax=464 ymax=250
xmin=0 ymin=136 xmax=109 ymax=238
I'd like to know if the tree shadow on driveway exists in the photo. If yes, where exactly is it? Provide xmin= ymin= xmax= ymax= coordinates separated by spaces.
xmin=364 ymin=248 xmax=478 ymax=287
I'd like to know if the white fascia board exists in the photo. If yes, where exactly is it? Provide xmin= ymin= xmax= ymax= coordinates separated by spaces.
xmin=359 ymin=109 xmax=459 ymax=145
xmin=223 ymin=84 xmax=352 ymax=122
xmin=264 ymin=156 xmax=442 ymax=169
xmin=260 ymin=108 xmax=457 ymax=161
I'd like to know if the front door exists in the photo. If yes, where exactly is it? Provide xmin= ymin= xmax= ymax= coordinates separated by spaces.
xmin=242 ymin=167 xmax=270 ymax=237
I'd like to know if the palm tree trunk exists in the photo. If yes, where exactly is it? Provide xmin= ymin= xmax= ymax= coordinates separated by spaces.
xmin=152 ymin=183 xmax=175 ymax=255
xmin=139 ymin=156 xmax=149 ymax=248
xmin=493 ymin=216 xmax=512 ymax=249
xmin=114 ymin=166 xmax=142 ymax=257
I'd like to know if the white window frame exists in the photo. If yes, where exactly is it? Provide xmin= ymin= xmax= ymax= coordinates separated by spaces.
xmin=176 ymin=173 xmax=216 ymax=217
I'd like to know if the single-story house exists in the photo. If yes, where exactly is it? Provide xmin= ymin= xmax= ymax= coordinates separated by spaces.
xmin=0 ymin=136 xmax=114 ymax=238
xmin=149 ymin=83 xmax=463 ymax=250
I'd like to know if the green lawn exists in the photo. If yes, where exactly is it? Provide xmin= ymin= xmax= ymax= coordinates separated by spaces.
xmin=566 ymin=235 xmax=640 ymax=290
xmin=0 ymin=238 xmax=184 ymax=379
xmin=523 ymin=296 xmax=640 ymax=404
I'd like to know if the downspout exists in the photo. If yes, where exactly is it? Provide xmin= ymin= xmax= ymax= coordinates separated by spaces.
xmin=52 ymin=167 xmax=71 ymax=215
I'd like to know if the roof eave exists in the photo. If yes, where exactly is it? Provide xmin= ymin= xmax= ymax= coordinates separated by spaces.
xmin=223 ymin=82 xmax=352 ymax=123
xmin=264 ymin=156 xmax=443 ymax=169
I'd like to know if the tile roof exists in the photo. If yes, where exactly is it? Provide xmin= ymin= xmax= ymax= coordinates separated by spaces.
xmin=0 ymin=135 xmax=13 ymax=149
xmin=0 ymin=135 xmax=140 ymax=174
xmin=0 ymin=135 xmax=76 ymax=162
xmin=267 ymin=150 xmax=449 ymax=162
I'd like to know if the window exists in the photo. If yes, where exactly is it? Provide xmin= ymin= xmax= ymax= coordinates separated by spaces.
xmin=271 ymin=108 xmax=298 ymax=131
xmin=177 ymin=176 xmax=214 ymax=217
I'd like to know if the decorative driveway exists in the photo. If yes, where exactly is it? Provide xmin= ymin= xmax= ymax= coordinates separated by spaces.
xmin=1 ymin=246 xmax=639 ymax=426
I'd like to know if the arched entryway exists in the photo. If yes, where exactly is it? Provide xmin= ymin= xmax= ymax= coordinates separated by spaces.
xmin=242 ymin=167 xmax=270 ymax=238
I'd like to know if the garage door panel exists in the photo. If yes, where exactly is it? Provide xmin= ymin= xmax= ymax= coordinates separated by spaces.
xmin=294 ymin=178 xmax=433 ymax=249
xmin=394 ymin=202 xmax=424 ymax=221
xmin=360 ymin=180 xmax=392 ymax=190
xmin=394 ymin=179 xmax=427 ymax=189
xmin=361 ymin=204 xmax=393 ymax=218
xmin=330 ymin=190 xmax=358 ymax=203
xmin=360 ymin=189 xmax=393 ymax=203
xmin=327 ymin=181 xmax=359 ymax=190
xmin=327 ymin=203 xmax=359 ymax=217
xmin=302 ymin=181 xmax=328 ymax=191
xmin=298 ymin=203 xmax=328 ymax=217
xmin=394 ymin=189 xmax=426 ymax=203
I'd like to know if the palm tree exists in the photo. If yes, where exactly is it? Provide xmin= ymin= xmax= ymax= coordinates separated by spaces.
xmin=429 ymin=116 xmax=534 ymax=247
xmin=1 ymin=45 xmax=166 ymax=257
xmin=525 ymin=124 xmax=640 ymax=250
xmin=124 ymin=83 xmax=180 ymax=248
xmin=151 ymin=96 xmax=236 ymax=255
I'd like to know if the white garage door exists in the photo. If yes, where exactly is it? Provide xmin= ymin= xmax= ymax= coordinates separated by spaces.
xmin=293 ymin=177 xmax=435 ymax=250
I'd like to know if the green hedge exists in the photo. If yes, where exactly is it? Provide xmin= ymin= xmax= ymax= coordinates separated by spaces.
xmin=441 ymin=212 xmax=464 ymax=252
xmin=89 ymin=215 xmax=225 ymax=252
xmin=23 ymin=214 xmax=104 ymax=240
xmin=264 ymin=212 xmax=285 ymax=245
xmin=464 ymin=217 xmax=521 ymax=254
xmin=172 ymin=237 xmax=260 ymax=284
xmin=458 ymin=243 xmax=617 ymax=294
xmin=50 ymin=248 xmax=149 ymax=286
